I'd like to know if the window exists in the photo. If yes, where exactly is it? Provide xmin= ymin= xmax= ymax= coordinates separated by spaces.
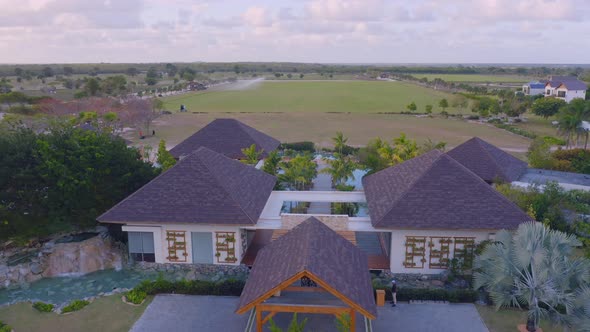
xmin=128 ymin=232 xmax=155 ymax=262
xmin=558 ymin=91 xmax=566 ymax=98
xmin=546 ymin=89 xmax=551 ymax=95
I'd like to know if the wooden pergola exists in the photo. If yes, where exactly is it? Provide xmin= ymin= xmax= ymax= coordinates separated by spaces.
xmin=236 ymin=218 xmax=377 ymax=332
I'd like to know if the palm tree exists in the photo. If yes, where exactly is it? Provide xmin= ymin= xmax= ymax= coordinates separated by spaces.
xmin=557 ymin=99 xmax=590 ymax=148
xmin=332 ymin=132 xmax=348 ymax=155
xmin=241 ymin=144 xmax=263 ymax=165
xmin=321 ymin=154 xmax=357 ymax=188
xmin=279 ymin=154 xmax=317 ymax=190
xmin=474 ymin=222 xmax=590 ymax=332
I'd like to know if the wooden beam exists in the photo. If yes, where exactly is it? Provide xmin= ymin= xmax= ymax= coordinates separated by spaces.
xmin=256 ymin=307 xmax=262 ymax=332
xmin=236 ymin=271 xmax=307 ymax=314
xmin=305 ymin=271 xmax=376 ymax=320
xmin=257 ymin=303 xmax=350 ymax=315
xmin=261 ymin=312 xmax=277 ymax=325
xmin=283 ymin=286 xmax=327 ymax=293
xmin=350 ymin=309 xmax=356 ymax=332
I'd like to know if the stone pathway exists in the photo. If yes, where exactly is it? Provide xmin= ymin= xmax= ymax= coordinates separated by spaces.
xmin=131 ymin=295 xmax=489 ymax=332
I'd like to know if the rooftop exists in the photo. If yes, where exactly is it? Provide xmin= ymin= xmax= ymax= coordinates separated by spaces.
xmin=362 ymin=150 xmax=533 ymax=229
xmin=97 ymin=147 xmax=276 ymax=225
xmin=169 ymin=118 xmax=280 ymax=159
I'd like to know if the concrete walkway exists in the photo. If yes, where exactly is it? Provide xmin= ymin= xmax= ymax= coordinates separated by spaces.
xmin=131 ymin=295 xmax=489 ymax=332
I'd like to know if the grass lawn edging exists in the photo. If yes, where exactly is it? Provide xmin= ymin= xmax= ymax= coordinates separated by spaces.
xmin=374 ymin=286 xmax=479 ymax=303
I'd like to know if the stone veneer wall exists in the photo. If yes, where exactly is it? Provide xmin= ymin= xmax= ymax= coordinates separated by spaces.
xmin=131 ymin=261 xmax=250 ymax=282
xmin=281 ymin=214 xmax=349 ymax=231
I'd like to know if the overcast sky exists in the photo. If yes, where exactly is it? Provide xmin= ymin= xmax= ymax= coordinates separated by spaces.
xmin=0 ymin=0 xmax=589 ymax=64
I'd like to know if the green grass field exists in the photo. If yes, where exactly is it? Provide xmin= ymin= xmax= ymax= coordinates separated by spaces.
xmin=414 ymin=74 xmax=532 ymax=83
xmin=0 ymin=295 xmax=151 ymax=332
xmin=163 ymin=81 xmax=464 ymax=114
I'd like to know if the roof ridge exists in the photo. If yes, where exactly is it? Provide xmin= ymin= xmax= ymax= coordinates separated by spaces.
xmin=475 ymin=138 xmax=511 ymax=181
xmin=441 ymin=152 xmax=533 ymax=221
xmin=236 ymin=121 xmax=267 ymax=151
xmin=97 ymin=154 xmax=189 ymax=221
xmin=196 ymin=149 xmax=257 ymax=224
xmin=373 ymin=151 xmax=442 ymax=227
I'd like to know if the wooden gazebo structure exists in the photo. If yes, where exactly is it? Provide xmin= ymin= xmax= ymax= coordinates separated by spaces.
xmin=236 ymin=217 xmax=377 ymax=332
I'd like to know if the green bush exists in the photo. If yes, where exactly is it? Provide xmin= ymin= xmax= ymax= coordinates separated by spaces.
xmin=125 ymin=289 xmax=147 ymax=304
xmin=493 ymin=123 xmax=537 ymax=139
xmin=32 ymin=301 xmax=54 ymax=312
xmin=61 ymin=299 xmax=90 ymax=313
xmin=374 ymin=287 xmax=478 ymax=303
xmin=134 ymin=278 xmax=245 ymax=297
xmin=280 ymin=141 xmax=315 ymax=153
xmin=542 ymin=136 xmax=566 ymax=146
xmin=0 ymin=321 xmax=12 ymax=332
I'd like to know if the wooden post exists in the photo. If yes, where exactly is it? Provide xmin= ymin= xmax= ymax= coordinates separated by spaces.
xmin=256 ymin=306 xmax=262 ymax=332
xmin=350 ymin=309 xmax=356 ymax=332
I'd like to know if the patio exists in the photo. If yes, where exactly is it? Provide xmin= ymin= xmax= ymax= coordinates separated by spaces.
xmin=130 ymin=295 xmax=489 ymax=332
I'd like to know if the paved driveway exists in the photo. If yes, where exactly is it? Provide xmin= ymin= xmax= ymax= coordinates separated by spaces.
xmin=130 ymin=295 xmax=489 ymax=332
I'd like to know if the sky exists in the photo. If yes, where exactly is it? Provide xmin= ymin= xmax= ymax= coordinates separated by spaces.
xmin=0 ymin=0 xmax=589 ymax=64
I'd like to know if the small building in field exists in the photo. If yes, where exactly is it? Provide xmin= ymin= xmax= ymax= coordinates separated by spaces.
xmin=168 ymin=118 xmax=280 ymax=160
xmin=544 ymin=76 xmax=587 ymax=103
xmin=522 ymin=81 xmax=546 ymax=96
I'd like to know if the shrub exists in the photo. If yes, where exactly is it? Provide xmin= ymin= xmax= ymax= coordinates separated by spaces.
xmin=493 ymin=123 xmax=537 ymax=139
xmin=32 ymin=301 xmax=54 ymax=312
xmin=134 ymin=277 xmax=245 ymax=297
xmin=0 ymin=321 xmax=12 ymax=332
xmin=280 ymin=142 xmax=315 ymax=153
xmin=542 ymin=136 xmax=566 ymax=146
xmin=61 ymin=299 xmax=90 ymax=313
xmin=373 ymin=286 xmax=477 ymax=303
xmin=125 ymin=289 xmax=147 ymax=304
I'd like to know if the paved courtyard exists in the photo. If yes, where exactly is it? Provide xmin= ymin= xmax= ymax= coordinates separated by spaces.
xmin=130 ymin=295 xmax=489 ymax=332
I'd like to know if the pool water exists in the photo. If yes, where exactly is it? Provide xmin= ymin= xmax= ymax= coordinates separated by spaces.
xmin=0 ymin=269 xmax=160 ymax=306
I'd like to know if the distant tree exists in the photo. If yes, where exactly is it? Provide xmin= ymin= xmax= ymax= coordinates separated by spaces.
xmin=241 ymin=144 xmax=263 ymax=165
xmin=157 ymin=140 xmax=176 ymax=171
xmin=531 ymin=98 xmax=567 ymax=119
xmin=425 ymin=104 xmax=433 ymax=114
xmin=84 ymin=78 xmax=101 ymax=96
xmin=14 ymin=67 xmax=23 ymax=77
xmin=406 ymin=101 xmax=417 ymax=112
xmin=274 ymin=73 xmax=282 ymax=78
xmin=42 ymin=67 xmax=54 ymax=78
xmin=558 ymin=99 xmax=590 ymax=148
xmin=438 ymin=98 xmax=449 ymax=112
xmin=126 ymin=67 xmax=138 ymax=77
xmin=419 ymin=138 xmax=446 ymax=153
xmin=233 ymin=65 xmax=240 ymax=74
xmin=287 ymin=73 xmax=292 ymax=79
xmin=145 ymin=67 xmax=159 ymax=86
xmin=63 ymin=66 xmax=74 ymax=76
xmin=299 ymin=74 xmax=304 ymax=79
xmin=165 ymin=63 xmax=178 ymax=77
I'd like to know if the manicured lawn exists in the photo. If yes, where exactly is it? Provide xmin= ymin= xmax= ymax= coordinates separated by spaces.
xmin=413 ymin=74 xmax=533 ymax=83
xmin=130 ymin=112 xmax=531 ymax=154
xmin=0 ymin=295 xmax=152 ymax=332
xmin=476 ymin=305 xmax=562 ymax=332
xmin=163 ymin=80 xmax=463 ymax=114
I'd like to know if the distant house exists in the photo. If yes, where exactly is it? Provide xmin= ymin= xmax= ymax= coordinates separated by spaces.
xmin=544 ymin=76 xmax=587 ymax=103
xmin=168 ymin=118 xmax=280 ymax=160
xmin=522 ymin=81 xmax=547 ymax=96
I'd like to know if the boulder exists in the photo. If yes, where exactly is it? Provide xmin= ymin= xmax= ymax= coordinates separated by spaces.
xmin=30 ymin=263 xmax=43 ymax=275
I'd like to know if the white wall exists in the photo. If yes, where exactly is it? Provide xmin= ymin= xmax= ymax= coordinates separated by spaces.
xmin=122 ymin=224 xmax=243 ymax=265
xmin=389 ymin=229 xmax=495 ymax=274
xmin=565 ymin=91 xmax=586 ymax=103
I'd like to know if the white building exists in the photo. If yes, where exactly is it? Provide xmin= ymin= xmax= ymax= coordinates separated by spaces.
xmin=544 ymin=75 xmax=587 ymax=103
xmin=522 ymin=81 xmax=546 ymax=96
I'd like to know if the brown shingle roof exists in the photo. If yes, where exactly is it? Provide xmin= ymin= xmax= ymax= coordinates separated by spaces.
xmin=97 ymin=147 xmax=276 ymax=225
xmin=446 ymin=137 xmax=528 ymax=182
xmin=362 ymin=150 xmax=532 ymax=229
xmin=169 ymin=118 xmax=280 ymax=159
xmin=236 ymin=217 xmax=377 ymax=318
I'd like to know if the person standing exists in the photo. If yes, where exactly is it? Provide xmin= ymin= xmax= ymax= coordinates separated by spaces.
xmin=391 ymin=280 xmax=397 ymax=307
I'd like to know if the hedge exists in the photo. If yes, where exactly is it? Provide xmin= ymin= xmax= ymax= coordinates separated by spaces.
xmin=61 ymin=299 xmax=90 ymax=313
xmin=0 ymin=321 xmax=12 ymax=332
xmin=280 ymin=142 xmax=315 ymax=153
xmin=134 ymin=278 xmax=245 ymax=297
xmin=375 ymin=287 xmax=478 ymax=303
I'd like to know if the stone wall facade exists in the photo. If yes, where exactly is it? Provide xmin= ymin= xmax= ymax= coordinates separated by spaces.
xmin=130 ymin=261 xmax=250 ymax=282
xmin=281 ymin=214 xmax=349 ymax=231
